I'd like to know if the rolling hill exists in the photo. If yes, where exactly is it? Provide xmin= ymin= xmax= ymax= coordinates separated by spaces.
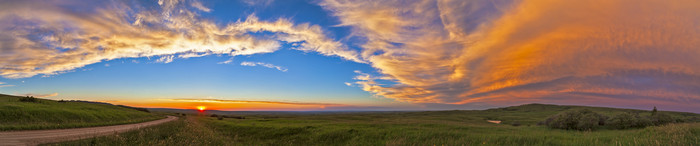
xmin=0 ymin=94 xmax=162 ymax=131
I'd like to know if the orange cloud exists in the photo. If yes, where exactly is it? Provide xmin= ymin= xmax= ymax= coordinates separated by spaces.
xmin=329 ymin=0 xmax=700 ymax=110
xmin=165 ymin=98 xmax=345 ymax=106
xmin=19 ymin=92 xmax=59 ymax=98
xmin=111 ymin=98 xmax=347 ymax=111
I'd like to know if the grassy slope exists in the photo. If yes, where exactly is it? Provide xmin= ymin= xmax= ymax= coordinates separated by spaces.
xmin=54 ymin=104 xmax=700 ymax=145
xmin=0 ymin=94 xmax=162 ymax=131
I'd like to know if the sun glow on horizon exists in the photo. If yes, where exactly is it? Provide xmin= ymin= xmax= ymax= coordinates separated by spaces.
xmin=197 ymin=106 xmax=207 ymax=112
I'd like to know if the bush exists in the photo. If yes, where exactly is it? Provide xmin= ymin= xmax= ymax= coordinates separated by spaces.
xmin=543 ymin=109 xmax=607 ymax=131
xmin=607 ymin=112 xmax=652 ymax=129
xmin=217 ymin=116 xmax=224 ymax=120
xmin=511 ymin=121 xmax=521 ymax=127
xmin=210 ymin=114 xmax=219 ymax=117
xmin=221 ymin=115 xmax=245 ymax=119
xmin=19 ymin=96 xmax=38 ymax=102
xmin=650 ymin=113 xmax=674 ymax=126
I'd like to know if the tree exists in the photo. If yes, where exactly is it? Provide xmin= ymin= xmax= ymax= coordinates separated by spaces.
xmin=652 ymin=106 xmax=658 ymax=116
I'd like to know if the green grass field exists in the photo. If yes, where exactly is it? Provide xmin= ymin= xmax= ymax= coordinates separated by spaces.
xmin=51 ymin=104 xmax=700 ymax=145
xmin=0 ymin=94 xmax=162 ymax=131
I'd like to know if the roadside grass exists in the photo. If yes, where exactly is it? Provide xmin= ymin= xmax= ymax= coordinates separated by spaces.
xmin=47 ymin=116 xmax=232 ymax=146
xmin=0 ymin=94 xmax=162 ymax=131
xmin=53 ymin=104 xmax=700 ymax=145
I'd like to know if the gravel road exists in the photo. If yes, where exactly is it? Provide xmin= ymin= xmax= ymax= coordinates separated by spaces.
xmin=0 ymin=116 xmax=178 ymax=146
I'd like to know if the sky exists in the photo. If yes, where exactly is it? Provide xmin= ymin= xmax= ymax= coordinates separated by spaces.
xmin=1 ymin=0 xmax=699 ymax=112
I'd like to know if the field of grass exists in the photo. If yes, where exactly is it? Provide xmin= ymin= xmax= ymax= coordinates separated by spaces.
xmin=53 ymin=104 xmax=700 ymax=145
xmin=49 ymin=116 xmax=232 ymax=146
xmin=0 ymin=94 xmax=162 ymax=131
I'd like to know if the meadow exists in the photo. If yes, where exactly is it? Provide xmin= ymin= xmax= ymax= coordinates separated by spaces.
xmin=0 ymin=94 xmax=162 ymax=131
xmin=52 ymin=104 xmax=700 ymax=145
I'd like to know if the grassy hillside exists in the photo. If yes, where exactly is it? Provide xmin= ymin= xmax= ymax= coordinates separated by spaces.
xmin=0 ymin=94 xmax=162 ymax=131
xmin=480 ymin=103 xmax=699 ymax=125
xmin=54 ymin=104 xmax=700 ymax=145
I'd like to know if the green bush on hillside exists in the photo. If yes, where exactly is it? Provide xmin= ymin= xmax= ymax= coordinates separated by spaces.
xmin=19 ymin=96 xmax=38 ymax=102
xmin=607 ymin=112 xmax=652 ymax=129
xmin=543 ymin=109 xmax=607 ymax=131
xmin=650 ymin=113 xmax=674 ymax=126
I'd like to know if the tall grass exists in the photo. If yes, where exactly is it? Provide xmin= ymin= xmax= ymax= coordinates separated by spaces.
xmin=48 ymin=116 xmax=232 ymax=146
xmin=0 ymin=94 xmax=161 ymax=131
xmin=202 ymin=115 xmax=699 ymax=145
xmin=52 ymin=104 xmax=700 ymax=145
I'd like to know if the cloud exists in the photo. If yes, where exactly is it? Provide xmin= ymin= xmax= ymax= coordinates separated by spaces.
xmin=19 ymin=92 xmax=59 ymax=98
xmin=0 ymin=82 xmax=13 ymax=88
xmin=0 ymin=0 xmax=362 ymax=79
xmin=240 ymin=61 xmax=288 ymax=72
xmin=164 ymin=98 xmax=345 ymax=106
xmin=322 ymin=0 xmax=700 ymax=111
xmin=189 ymin=0 xmax=211 ymax=12
xmin=217 ymin=58 xmax=234 ymax=64
xmin=155 ymin=55 xmax=175 ymax=63
xmin=242 ymin=0 xmax=274 ymax=6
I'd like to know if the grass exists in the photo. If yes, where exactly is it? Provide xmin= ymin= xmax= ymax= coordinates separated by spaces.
xmin=48 ymin=116 xmax=232 ymax=146
xmin=52 ymin=104 xmax=700 ymax=145
xmin=0 ymin=94 xmax=162 ymax=131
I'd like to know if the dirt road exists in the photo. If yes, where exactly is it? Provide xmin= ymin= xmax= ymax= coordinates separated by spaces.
xmin=0 ymin=116 xmax=178 ymax=146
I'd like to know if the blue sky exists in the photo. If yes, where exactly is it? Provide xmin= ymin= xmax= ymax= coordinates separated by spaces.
xmin=1 ymin=0 xmax=699 ymax=112
xmin=0 ymin=0 xmax=409 ymax=110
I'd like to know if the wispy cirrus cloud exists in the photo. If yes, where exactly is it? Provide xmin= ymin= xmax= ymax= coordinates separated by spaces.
xmin=19 ymin=92 xmax=58 ymax=98
xmin=242 ymin=0 xmax=275 ymax=6
xmin=322 ymin=0 xmax=700 ymax=111
xmin=217 ymin=58 xmax=235 ymax=64
xmin=164 ymin=98 xmax=345 ymax=106
xmin=240 ymin=61 xmax=288 ymax=72
xmin=189 ymin=0 xmax=211 ymax=12
xmin=0 ymin=82 xmax=13 ymax=88
xmin=0 ymin=0 xmax=362 ymax=78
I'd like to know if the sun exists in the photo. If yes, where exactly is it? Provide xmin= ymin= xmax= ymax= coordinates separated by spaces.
xmin=196 ymin=106 xmax=206 ymax=112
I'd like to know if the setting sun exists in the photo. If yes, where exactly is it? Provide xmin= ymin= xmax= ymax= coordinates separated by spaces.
xmin=196 ymin=106 xmax=206 ymax=112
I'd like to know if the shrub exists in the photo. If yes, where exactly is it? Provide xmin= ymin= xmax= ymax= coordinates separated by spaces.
xmin=210 ymin=114 xmax=219 ymax=117
xmin=19 ymin=96 xmax=38 ymax=102
xmin=536 ymin=121 xmax=546 ymax=126
xmin=511 ymin=121 xmax=521 ymax=127
xmin=650 ymin=113 xmax=674 ymax=126
xmin=217 ymin=116 xmax=224 ymax=120
xmin=543 ymin=109 xmax=607 ymax=131
xmin=607 ymin=112 xmax=652 ymax=129
xmin=221 ymin=115 xmax=245 ymax=119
